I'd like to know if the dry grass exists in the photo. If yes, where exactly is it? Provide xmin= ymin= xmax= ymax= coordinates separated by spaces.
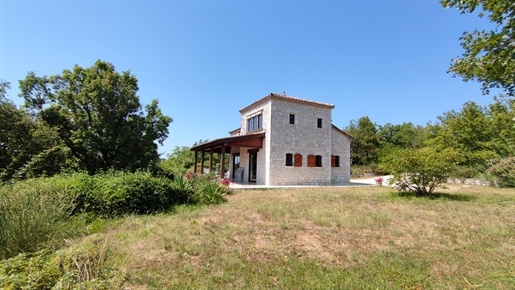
xmin=103 ymin=185 xmax=515 ymax=289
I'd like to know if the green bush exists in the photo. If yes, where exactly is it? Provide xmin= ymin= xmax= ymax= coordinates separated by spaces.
xmin=380 ymin=147 xmax=460 ymax=196
xmin=86 ymin=171 xmax=178 ymax=216
xmin=487 ymin=156 xmax=515 ymax=187
xmin=0 ymin=179 xmax=79 ymax=260
xmin=189 ymin=173 xmax=230 ymax=205
xmin=0 ymin=235 xmax=123 ymax=289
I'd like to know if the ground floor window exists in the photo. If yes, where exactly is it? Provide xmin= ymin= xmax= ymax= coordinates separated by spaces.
xmin=286 ymin=153 xmax=293 ymax=166
xmin=315 ymin=155 xmax=322 ymax=167
xmin=331 ymin=155 xmax=340 ymax=167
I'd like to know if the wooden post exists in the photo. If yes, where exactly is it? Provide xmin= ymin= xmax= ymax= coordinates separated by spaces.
xmin=194 ymin=151 xmax=198 ymax=174
xmin=220 ymin=145 xmax=226 ymax=179
xmin=209 ymin=148 xmax=214 ymax=173
xmin=200 ymin=151 xmax=205 ymax=174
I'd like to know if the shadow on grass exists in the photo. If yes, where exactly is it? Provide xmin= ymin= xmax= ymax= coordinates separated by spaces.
xmin=390 ymin=191 xmax=477 ymax=202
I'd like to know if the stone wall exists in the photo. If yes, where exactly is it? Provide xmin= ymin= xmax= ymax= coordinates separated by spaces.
xmin=268 ymin=99 xmax=333 ymax=185
xmin=331 ymin=126 xmax=352 ymax=184
xmin=240 ymin=99 xmax=271 ymax=185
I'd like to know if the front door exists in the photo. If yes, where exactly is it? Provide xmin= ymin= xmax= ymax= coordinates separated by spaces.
xmin=249 ymin=151 xmax=257 ymax=183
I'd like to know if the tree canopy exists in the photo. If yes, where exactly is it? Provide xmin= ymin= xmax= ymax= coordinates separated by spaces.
xmin=19 ymin=60 xmax=172 ymax=175
xmin=441 ymin=0 xmax=515 ymax=96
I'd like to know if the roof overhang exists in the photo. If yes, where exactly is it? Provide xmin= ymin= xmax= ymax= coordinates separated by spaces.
xmin=190 ymin=132 xmax=265 ymax=153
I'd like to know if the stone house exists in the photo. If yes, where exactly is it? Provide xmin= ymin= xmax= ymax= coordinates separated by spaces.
xmin=191 ymin=93 xmax=353 ymax=186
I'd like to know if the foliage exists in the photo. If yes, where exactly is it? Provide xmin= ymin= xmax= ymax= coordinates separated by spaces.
xmin=380 ymin=147 xmax=461 ymax=196
xmin=345 ymin=116 xmax=380 ymax=165
xmin=440 ymin=0 xmax=515 ymax=96
xmin=19 ymin=60 xmax=172 ymax=175
xmin=378 ymin=122 xmax=426 ymax=149
xmin=159 ymin=145 xmax=198 ymax=177
xmin=350 ymin=163 xmax=380 ymax=176
xmin=189 ymin=173 xmax=230 ymax=205
xmin=425 ymin=99 xmax=515 ymax=166
xmin=84 ymin=171 xmax=179 ymax=216
xmin=0 ymin=236 xmax=123 ymax=289
xmin=487 ymin=156 xmax=515 ymax=187
xmin=0 ymin=95 xmax=65 ymax=181
xmin=0 ymin=179 xmax=78 ymax=260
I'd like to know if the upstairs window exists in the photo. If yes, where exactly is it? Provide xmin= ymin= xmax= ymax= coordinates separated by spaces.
xmin=286 ymin=153 xmax=293 ymax=166
xmin=317 ymin=118 xmax=323 ymax=128
xmin=331 ymin=155 xmax=340 ymax=167
xmin=289 ymin=114 xmax=295 ymax=124
xmin=247 ymin=114 xmax=262 ymax=132
xmin=316 ymin=155 xmax=322 ymax=167
xmin=294 ymin=154 xmax=302 ymax=167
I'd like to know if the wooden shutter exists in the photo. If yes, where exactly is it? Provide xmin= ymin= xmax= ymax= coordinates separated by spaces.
xmin=294 ymin=154 xmax=302 ymax=167
xmin=331 ymin=155 xmax=335 ymax=167
xmin=307 ymin=155 xmax=316 ymax=167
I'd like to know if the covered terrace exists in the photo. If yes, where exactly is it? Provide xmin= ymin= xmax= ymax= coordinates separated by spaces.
xmin=190 ymin=132 xmax=265 ymax=179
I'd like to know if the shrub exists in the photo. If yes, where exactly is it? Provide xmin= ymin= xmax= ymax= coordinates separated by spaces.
xmin=0 ymin=236 xmax=123 ymax=289
xmin=380 ymin=147 xmax=460 ymax=196
xmin=0 ymin=179 xmax=78 ymax=260
xmin=190 ymin=173 xmax=230 ymax=205
xmin=86 ymin=171 xmax=179 ymax=216
xmin=487 ymin=156 xmax=515 ymax=187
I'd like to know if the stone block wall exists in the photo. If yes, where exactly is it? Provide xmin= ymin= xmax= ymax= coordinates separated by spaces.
xmin=268 ymin=99 xmax=333 ymax=185
xmin=331 ymin=126 xmax=352 ymax=184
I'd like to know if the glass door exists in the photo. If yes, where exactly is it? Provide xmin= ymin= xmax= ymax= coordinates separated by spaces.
xmin=249 ymin=152 xmax=257 ymax=183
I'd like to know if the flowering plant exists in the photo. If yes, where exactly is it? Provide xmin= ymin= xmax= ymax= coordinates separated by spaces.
xmin=221 ymin=178 xmax=232 ymax=186
xmin=374 ymin=177 xmax=384 ymax=185
xmin=185 ymin=173 xmax=192 ymax=180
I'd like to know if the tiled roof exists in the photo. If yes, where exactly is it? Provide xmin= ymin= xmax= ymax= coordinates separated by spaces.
xmin=239 ymin=93 xmax=335 ymax=113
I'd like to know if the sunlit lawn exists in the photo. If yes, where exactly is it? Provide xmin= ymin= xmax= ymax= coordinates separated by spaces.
xmin=102 ymin=185 xmax=514 ymax=289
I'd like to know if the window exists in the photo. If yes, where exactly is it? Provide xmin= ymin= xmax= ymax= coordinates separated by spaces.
xmin=317 ymin=118 xmax=323 ymax=128
xmin=331 ymin=155 xmax=340 ymax=167
xmin=286 ymin=153 xmax=293 ymax=166
xmin=289 ymin=114 xmax=295 ymax=124
xmin=316 ymin=155 xmax=322 ymax=167
xmin=307 ymin=155 xmax=316 ymax=167
xmin=294 ymin=154 xmax=302 ymax=167
xmin=247 ymin=114 xmax=262 ymax=132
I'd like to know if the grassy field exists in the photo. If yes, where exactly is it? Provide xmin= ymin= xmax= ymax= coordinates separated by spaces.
xmin=98 ymin=185 xmax=515 ymax=289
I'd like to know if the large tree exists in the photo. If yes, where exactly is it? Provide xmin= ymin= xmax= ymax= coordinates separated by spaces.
xmin=441 ymin=0 xmax=515 ymax=96
xmin=345 ymin=116 xmax=380 ymax=165
xmin=19 ymin=60 xmax=172 ymax=174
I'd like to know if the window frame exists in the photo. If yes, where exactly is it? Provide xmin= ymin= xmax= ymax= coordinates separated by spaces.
xmin=247 ymin=113 xmax=263 ymax=132
xmin=315 ymin=155 xmax=322 ymax=167
xmin=317 ymin=118 xmax=323 ymax=128
xmin=331 ymin=155 xmax=340 ymax=167
xmin=286 ymin=153 xmax=293 ymax=166
xmin=289 ymin=114 xmax=295 ymax=125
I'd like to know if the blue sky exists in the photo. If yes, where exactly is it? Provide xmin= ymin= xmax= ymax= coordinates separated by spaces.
xmin=0 ymin=0 xmax=498 ymax=156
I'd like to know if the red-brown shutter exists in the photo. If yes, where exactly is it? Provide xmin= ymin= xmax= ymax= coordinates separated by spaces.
xmin=294 ymin=154 xmax=302 ymax=167
xmin=331 ymin=155 xmax=335 ymax=167
xmin=308 ymin=155 xmax=316 ymax=167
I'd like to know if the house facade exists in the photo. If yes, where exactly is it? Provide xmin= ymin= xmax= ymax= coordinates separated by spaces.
xmin=191 ymin=93 xmax=353 ymax=186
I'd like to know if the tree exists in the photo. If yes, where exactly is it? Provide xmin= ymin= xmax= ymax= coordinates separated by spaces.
xmin=19 ymin=60 xmax=172 ymax=175
xmin=345 ymin=116 xmax=379 ymax=165
xmin=378 ymin=122 xmax=426 ymax=149
xmin=380 ymin=147 xmax=461 ymax=196
xmin=441 ymin=0 xmax=515 ymax=96
xmin=0 ymin=89 xmax=64 ymax=181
